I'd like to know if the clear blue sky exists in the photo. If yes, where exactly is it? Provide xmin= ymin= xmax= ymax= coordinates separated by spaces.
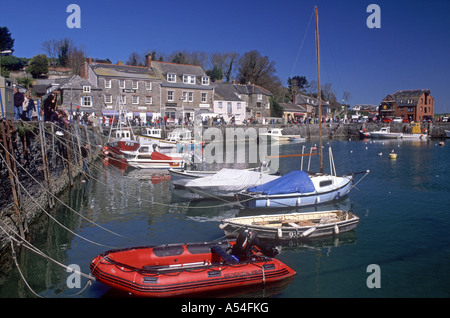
xmin=2 ymin=0 xmax=449 ymax=113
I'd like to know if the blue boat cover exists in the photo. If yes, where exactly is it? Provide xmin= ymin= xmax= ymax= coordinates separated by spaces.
xmin=246 ymin=170 xmax=315 ymax=195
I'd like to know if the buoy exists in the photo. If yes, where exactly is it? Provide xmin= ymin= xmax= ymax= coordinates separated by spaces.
xmin=301 ymin=227 xmax=316 ymax=237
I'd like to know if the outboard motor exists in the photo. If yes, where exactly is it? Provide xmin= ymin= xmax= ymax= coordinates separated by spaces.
xmin=231 ymin=228 xmax=279 ymax=261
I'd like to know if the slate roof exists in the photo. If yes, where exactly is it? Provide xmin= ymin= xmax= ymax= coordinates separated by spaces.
xmin=233 ymin=83 xmax=273 ymax=96
xmin=152 ymin=61 xmax=206 ymax=77
xmin=213 ymin=83 xmax=243 ymax=101
xmin=90 ymin=62 xmax=159 ymax=80
xmin=391 ymin=89 xmax=430 ymax=106
xmin=58 ymin=75 xmax=101 ymax=90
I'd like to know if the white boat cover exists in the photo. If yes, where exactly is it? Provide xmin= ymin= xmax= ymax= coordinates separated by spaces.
xmin=184 ymin=168 xmax=279 ymax=192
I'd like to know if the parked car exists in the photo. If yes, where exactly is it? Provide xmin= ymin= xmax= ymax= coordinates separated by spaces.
xmin=382 ymin=118 xmax=393 ymax=123
xmin=393 ymin=117 xmax=403 ymax=123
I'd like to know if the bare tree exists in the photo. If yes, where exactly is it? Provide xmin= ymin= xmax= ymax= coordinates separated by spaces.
xmin=127 ymin=52 xmax=144 ymax=66
xmin=68 ymin=45 xmax=86 ymax=75
xmin=237 ymin=50 xmax=276 ymax=86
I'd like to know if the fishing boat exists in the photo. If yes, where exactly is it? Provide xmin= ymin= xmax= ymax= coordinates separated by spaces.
xmin=369 ymin=127 xmax=403 ymax=139
xmin=220 ymin=210 xmax=359 ymax=240
xmin=90 ymin=239 xmax=296 ymax=297
xmin=122 ymin=144 xmax=185 ymax=169
xmin=182 ymin=168 xmax=279 ymax=199
xmin=401 ymin=123 xmax=429 ymax=140
xmin=103 ymin=97 xmax=140 ymax=160
xmin=259 ymin=128 xmax=304 ymax=142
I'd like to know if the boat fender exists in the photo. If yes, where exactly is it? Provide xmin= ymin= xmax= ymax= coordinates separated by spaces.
xmin=277 ymin=228 xmax=282 ymax=238
xmin=315 ymin=196 xmax=321 ymax=204
xmin=266 ymin=198 xmax=270 ymax=207
xmin=296 ymin=197 xmax=301 ymax=206
xmin=301 ymin=227 xmax=316 ymax=237
xmin=334 ymin=224 xmax=340 ymax=235
xmin=218 ymin=223 xmax=227 ymax=230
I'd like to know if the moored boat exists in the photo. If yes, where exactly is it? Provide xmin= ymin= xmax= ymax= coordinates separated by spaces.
xmin=445 ymin=130 xmax=450 ymax=138
xmin=122 ymin=144 xmax=185 ymax=169
xmin=369 ymin=127 xmax=403 ymax=139
xmin=220 ymin=210 xmax=359 ymax=240
xmin=90 ymin=239 xmax=295 ymax=297
xmin=259 ymin=128 xmax=304 ymax=142
xmin=237 ymin=170 xmax=355 ymax=209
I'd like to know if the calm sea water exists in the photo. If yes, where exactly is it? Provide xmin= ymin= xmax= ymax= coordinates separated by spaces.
xmin=1 ymin=137 xmax=449 ymax=298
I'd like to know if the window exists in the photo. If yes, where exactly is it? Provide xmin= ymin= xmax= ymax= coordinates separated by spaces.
xmin=218 ymin=102 xmax=223 ymax=109
xmin=83 ymin=86 xmax=91 ymax=92
xmin=167 ymin=91 xmax=174 ymax=101
xmin=167 ymin=74 xmax=176 ymax=82
xmin=132 ymin=80 xmax=138 ymax=89
xmin=132 ymin=95 xmax=139 ymax=104
xmin=188 ymin=92 xmax=193 ymax=102
xmin=145 ymin=81 xmax=152 ymax=90
xmin=227 ymin=102 xmax=232 ymax=114
xmin=104 ymin=79 xmax=111 ymax=88
xmin=82 ymin=96 xmax=92 ymax=107
xmin=145 ymin=96 xmax=152 ymax=104
xmin=119 ymin=80 xmax=125 ymax=88
xmin=237 ymin=102 xmax=241 ymax=109
xmin=182 ymin=91 xmax=187 ymax=101
xmin=201 ymin=92 xmax=207 ymax=103
xmin=105 ymin=94 xmax=112 ymax=104
xmin=120 ymin=95 xmax=126 ymax=104
xmin=202 ymin=76 xmax=209 ymax=85
xmin=183 ymin=75 xmax=195 ymax=84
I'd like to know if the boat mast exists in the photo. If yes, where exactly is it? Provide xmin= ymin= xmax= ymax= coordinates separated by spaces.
xmin=315 ymin=6 xmax=323 ymax=173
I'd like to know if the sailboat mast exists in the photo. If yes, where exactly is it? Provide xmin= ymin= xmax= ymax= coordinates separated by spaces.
xmin=315 ymin=6 xmax=323 ymax=173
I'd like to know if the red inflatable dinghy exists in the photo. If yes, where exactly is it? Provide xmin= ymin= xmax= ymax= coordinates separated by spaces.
xmin=90 ymin=239 xmax=295 ymax=297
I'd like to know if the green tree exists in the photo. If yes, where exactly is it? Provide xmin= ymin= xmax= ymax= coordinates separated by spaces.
xmin=205 ymin=65 xmax=223 ymax=82
xmin=270 ymin=96 xmax=283 ymax=117
xmin=28 ymin=54 xmax=49 ymax=78
xmin=0 ymin=26 xmax=14 ymax=51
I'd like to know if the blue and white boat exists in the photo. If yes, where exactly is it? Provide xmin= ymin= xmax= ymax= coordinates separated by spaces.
xmin=236 ymin=169 xmax=354 ymax=209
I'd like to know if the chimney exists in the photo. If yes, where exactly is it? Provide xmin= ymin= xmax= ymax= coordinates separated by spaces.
xmin=293 ymin=91 xmax=297 ymax=104
xmin=80 ymin=57 xmax=91 ymax=80
xmin=145 ymin=52 xmax=152 ymax=68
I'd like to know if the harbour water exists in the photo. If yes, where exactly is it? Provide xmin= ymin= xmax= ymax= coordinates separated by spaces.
xmin=0 ymin=137 xmax=449 ymax=298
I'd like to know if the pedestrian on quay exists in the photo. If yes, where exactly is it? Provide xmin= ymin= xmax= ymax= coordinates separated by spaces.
xmin=43 ymin=92 xmax=57 ymax=121
xmin=13 ymin=87 xmax=24 ymax=120
xmin=26 ymin=93 xmax=36 ymax=120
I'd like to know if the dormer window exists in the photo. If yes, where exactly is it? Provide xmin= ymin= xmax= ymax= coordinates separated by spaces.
xmin=202 ymin=76 xmax=210 ymax=85
xmin=183 ymin=75 xmax=195 ymax=84
xmin=167 ymin=73 xmax=176 ymax=83
xmin=83 ymin=86 xmax=91 ymax=93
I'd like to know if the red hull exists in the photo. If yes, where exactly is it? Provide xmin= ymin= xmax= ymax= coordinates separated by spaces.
xmin=90 ymin=241 xmax=296 ymax=297
xmin=104 ymin=139 xmax=140 ymax=158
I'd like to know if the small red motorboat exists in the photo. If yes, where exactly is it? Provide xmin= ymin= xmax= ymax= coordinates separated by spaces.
xmin=90 ymin=235 xmax=296 ymax=297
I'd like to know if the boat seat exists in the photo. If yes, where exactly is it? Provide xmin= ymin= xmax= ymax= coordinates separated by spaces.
xmin=211 ymin=245 xmax=238 ymax=264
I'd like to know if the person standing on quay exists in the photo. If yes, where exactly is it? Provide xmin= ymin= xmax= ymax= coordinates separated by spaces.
xmin=13 ymin=87 xmax=24 ymax=120
xmin=26 ymin=93 xmax=36 ymax=120
xmin=43 ymin=92 xmax=56 ymax=121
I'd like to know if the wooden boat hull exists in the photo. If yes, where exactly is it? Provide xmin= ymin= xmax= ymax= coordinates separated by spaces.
xmin=220 ymin=210 xmax=359 ymax=240
xmin=90 ymin=241 xmax=296 ymax=297
xmin=237 ymin=175 xmax=353 ymax=209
